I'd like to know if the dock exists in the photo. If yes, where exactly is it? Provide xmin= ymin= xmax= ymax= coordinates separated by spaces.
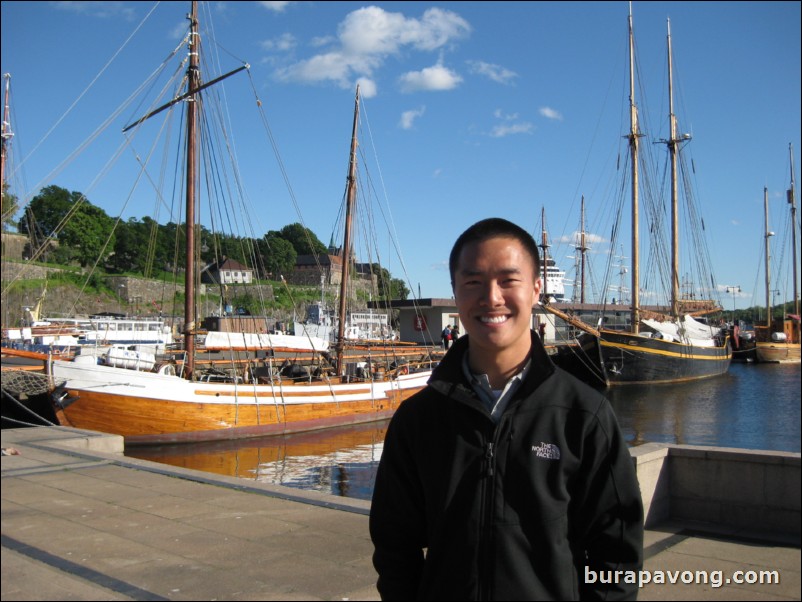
xmin=2 ymin=426 xmax=800 ymax=601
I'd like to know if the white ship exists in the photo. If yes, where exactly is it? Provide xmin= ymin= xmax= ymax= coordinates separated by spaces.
xmin=540 ymin=257 xmax=567 ymax=303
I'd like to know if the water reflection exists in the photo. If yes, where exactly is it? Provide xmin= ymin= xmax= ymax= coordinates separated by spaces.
xmin=128 ymin=421 xmax=388 ymax=501
xmin=127 ymin=362 xmax=800 ymax=501
xmin=607 ymin=362 xmax=801 ymax=451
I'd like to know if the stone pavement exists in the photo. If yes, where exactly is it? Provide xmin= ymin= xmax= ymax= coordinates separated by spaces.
xmin=2 ymin=426 xmax=800 ymax=601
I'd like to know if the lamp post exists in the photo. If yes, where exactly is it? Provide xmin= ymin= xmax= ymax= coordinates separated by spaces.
xmin=725 ymin=285 xmax=740 ymax=320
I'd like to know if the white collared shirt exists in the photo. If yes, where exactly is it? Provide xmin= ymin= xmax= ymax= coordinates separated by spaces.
xmin=462 ymin=352 xmax=532 ymax=423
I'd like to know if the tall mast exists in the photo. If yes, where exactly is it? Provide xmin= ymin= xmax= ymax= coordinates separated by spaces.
xmin=788 ymin=143 xmax=799 ymax=319
xmin=540 ymin=207 xmax=550 ymax=301
xmin=184 ymin=1 xmax=200 ymax=376
xmin=0 ymin=74 xmax=12 ymax=199
xmin=628 ymin=5 xmax=641 ymax=332
xmin=579 ymin=195 xmax=588 ymax=304
xmin=764 ymin=187 xmax=772 ymax=329
xmin=666 ymin=18 xmax=681 ymax=318
xmin=336 ymin=85 xmax=360 ymax=375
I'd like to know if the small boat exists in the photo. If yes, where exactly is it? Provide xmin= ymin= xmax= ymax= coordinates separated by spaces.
xmin=754 ymin=155 xmax=801 ymax=364
xmin=47 ymin=2 xmax=434 ymax=445
xmin=728 ymin=321 xmax=757 ymax=363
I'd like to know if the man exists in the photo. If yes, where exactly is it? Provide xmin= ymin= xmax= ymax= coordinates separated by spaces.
xmin=442 ymin=324 xmax=452 ymax=349
xmin=369 ymin=218 xmax=643 ymax=600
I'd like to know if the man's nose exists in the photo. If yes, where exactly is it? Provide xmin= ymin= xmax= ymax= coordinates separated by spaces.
xmin=480 ymin=281 xmax=504 ymax=305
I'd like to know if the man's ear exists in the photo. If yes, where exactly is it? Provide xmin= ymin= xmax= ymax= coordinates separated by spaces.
xmin=532 ymin=277 xmax=543 ymax=304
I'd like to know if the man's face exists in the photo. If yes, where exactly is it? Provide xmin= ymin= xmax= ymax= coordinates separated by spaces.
xmin=452 ymin=236 xmax=541 ymax=360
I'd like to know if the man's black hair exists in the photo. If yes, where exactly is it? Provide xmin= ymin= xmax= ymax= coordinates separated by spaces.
xmin=449 ymin=217 xmax=541 ymax=286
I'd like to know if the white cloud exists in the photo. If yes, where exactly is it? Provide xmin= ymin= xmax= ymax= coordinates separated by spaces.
xmin=261 ymin=33 xmax=297 ymax=52
xmin=490 ymin=122 xmax=534 ymax=138
xmin=494 ymin=109 xmax=519 ymax=121
xmin=400 ymin=106 xmax=426 ymax=129
xmin=539 ymin=106 xmax=563 ymax=121
xmin=467 ymin=60 xmax=517 ymax=85
xmin=357 ymin=77 xmax=378 ymax=99
xmin=488 ymin=109 xmax=532 ymax=137
xmin=54 ymin=1 xmax=136 ymax=20
xmin=399 ymin=64 xmax=463 ymax=92
xmin=311 ymin=35 xmax=336 ymax=48
xmin=558 ymin=231 xmax=606 ymax=245
xmin=276 ymin=6 xmax=470 ymax=91
xmin=259 ymin=1 xmax=295 ymax=13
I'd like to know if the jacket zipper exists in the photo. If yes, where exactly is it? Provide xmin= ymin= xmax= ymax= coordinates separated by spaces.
xmin=479 ymin=438 xmax=497 ymax=600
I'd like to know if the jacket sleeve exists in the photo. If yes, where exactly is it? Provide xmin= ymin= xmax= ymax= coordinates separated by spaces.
xmin=369 ymin=410 xmax=428 ymax=601
xmin=574 ymin=399 xmax=644 ymax=601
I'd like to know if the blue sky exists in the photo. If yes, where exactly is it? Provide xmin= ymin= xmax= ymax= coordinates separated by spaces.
xmin=2 ymin=1 xmax=800 ymax=309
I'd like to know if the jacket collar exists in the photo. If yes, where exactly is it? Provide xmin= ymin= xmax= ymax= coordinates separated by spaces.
xmin=429 ymin=330 xmax=555 ymax=399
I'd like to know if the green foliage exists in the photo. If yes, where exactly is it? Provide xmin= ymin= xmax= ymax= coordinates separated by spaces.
xmin=18 ymin=185 xmax=116 ymax=267
xmin=259 ymin=233 xmax=297 ymax=280
xmin=12 ymin=184 xmax=408 ymax=306
xmin=62 ymin=203 xmax=116 ymax=267
xmin=1 ymin=183 xmax=19 ymax=231
xmin=389 ymin=277 xmax=410 ymax=300
xmin=278 ymin=223 xmax=328 ymax=255
xmin=368 ymin=263 xmax=410 ymax=301
xmin=17 ymin=185 xmax=74 ymax=238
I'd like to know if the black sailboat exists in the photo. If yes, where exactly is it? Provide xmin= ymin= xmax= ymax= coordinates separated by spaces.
xmin=548 ymin=9 xmax=731 ymax=386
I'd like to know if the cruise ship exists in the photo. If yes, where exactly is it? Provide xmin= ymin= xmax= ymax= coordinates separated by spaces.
xmin=540 ymin=257 xmax=567 ymax=303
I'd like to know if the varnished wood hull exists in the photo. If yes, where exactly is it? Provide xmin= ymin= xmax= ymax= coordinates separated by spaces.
xmin=755 ymin=342 xmax=801 ymax=364
xmin=49 ymin=358 xmax=429 ymax=445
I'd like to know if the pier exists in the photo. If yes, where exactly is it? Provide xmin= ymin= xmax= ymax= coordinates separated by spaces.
xmin=2 ymin=426 xmax=800 ymax=600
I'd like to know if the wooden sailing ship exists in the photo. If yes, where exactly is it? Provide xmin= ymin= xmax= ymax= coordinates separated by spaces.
xmin=754 ymin=150 xmax=801 ymax=364
xmin=47 ymin=2 xmax=434 ymax=444
xmin=547 ymin=9 xmax=731 ymax=386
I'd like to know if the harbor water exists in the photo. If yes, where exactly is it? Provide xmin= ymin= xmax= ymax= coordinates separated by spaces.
xmin=126 ymin=361 xmax=801 ymax=502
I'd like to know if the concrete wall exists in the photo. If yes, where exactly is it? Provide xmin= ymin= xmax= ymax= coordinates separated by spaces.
xmin=631 ymin=443 xmax=801 ymax=536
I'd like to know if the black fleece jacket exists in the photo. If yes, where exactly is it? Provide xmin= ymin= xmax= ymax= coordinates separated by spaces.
xmin=369 ymin=331 xmax=643 ymax=601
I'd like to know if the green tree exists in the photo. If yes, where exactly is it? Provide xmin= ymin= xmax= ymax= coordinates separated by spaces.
xmin=279 ymin=222 xmax=327 ymax=255
xmin=60 ymin=202 xmax=116 ymax=267
xmin=17 ymin=185 xmax=74 ymax=241
xmin=369 ymin=263 xmax=408 ymax=300
xmin=1 ymin=182 xmax=19 ymax=231
xmin=259 ymin=232 xmax=297 ymax=280
xmin=18 ymin=185 xmax=115 ymax=267
xmin=388 ymin=277 xmax=410 ymax=300
xmin=108 ymin=218 xmax=150 ymax=274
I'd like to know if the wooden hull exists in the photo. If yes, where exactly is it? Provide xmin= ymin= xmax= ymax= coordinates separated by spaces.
xmin=559 ymin=330 xmax=731 ymax=386
xmin=755 ymin=342 xmax=801 ymax=364
xmin=49 ymin=358 xmax=430 ymax=445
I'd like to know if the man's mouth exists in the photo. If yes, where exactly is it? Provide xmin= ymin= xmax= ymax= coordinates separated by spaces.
xmin=480 ymin=315 xmax=509 ymax=324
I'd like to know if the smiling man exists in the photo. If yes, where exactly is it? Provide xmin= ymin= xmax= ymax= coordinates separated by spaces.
xmin=369 ymin=217 xmax=643 ymax=601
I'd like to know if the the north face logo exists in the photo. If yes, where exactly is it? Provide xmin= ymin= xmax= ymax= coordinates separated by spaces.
xmin=532 ymin=442 xmax=561 ymax=460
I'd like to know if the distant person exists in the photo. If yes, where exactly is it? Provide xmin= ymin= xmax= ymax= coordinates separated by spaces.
xmin=441 ymin=324 xmax=452 ymax=350
xmin=450 ymin=323 xmax=460 ymax=342
xmin=370 ymin=217 xmax=643 ymax=600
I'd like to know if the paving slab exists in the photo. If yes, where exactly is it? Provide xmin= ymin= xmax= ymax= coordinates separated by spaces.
xmin=3 ymin=427 xmax=800 ymax=601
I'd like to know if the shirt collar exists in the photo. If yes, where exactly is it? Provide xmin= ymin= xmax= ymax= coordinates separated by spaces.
xmin=462 ymin=351 xmax=532 ymax=421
